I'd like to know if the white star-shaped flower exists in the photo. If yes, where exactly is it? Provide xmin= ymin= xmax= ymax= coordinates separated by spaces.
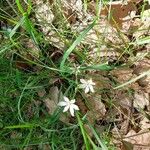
xmin=79 ymin=79 xmax=95 ymax=93
xmin=58 ymin=96 xmax=79 ymax=117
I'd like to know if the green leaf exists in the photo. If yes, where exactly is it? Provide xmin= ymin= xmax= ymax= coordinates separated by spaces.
xmin=5 ymin=123 xmax=35 ymax=129
xmin=88 ymin=124 xmax=108 ymax=150
xmin=60 ymin=18 xmax=97 ymax=71
xmin=77 ymin=114 xmax=91 ymax=150
xmin=81 ymin=63 xmax=113 ymax=71
xmin=114 ymin=69 xmax=150 ymax=89
xmin=136 ymin=36 xmax=150 ymax=45
xmin=9 ymin=17 xmax=25 ymax=38
xmin=16 ymin=0 xmax=25 ymax=14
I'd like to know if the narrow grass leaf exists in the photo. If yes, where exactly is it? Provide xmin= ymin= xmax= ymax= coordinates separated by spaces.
xmin=16 ymin=0 xmax=25 ymax=14
xmin=9 ymin=17 xmax=25 ymax=38
xmin=18 ymin=77 xmax=31 ymax=122
xmin=88 ymin=124 xmax=108 ymax=150
xmin=22 ymin=128 xmax=33 ymax=148
xmin=27 ymin=0 xmax=32 ymax=14
xmin=81 ymin=63 xmax=113 ymax=71
xmin=60 ymin=18 xmax=97 ymax=70
xmin=87 ymin=134 xmax=101 ymax=150
xmin=0 ymin=15 xmax=17 ymax=24
xmin=15 ymin=52 xmax=61 ymax=72
xmin=5 ymin=123 xmax=35 ymax=129
xmin=0 ymin=43 xmax=16 ymax=55
xmin=136 ymin=36 xmax=150 ymax=45
xmin=16 ymin=0 xmax=38 ymax=44
xmin=114 ymin=69 xmax=150 ymax=89
xmin=77 ymin=114 xmax=91 ymax=150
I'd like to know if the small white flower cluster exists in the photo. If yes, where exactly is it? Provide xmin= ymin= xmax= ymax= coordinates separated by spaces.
xmin=79 ymin=79 xmax=95 ymax=93
xmin=58 ymin=79 xmax=95 ymax=117
xmin=58 ymin=96 xmax=79 ymax=117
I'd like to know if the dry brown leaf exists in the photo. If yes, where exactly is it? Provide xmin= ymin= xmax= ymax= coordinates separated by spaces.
xmin=72 ymin=17 xmax=129 ymax=46
xmin=122 ymin=10 xmax=137 ymax=32
xmin=44 ymin=98 xmax=57 ymax=115
xmin=15 ymin=55 xmax=35 ymax=72
xmin=10 ymin=131 xmax=22 ymax=139
xmin=112 ymin=126 xmax=122 ymax=144
xmin=140 ymin=117 xmax=150 ymax=130
xmin=40 ymin=144 xmax=51 ymax=150
xmin=133 ymin=90 xmax=149 ymax=109
xmin=34 ymin=1 xmax=65 ymax=50
xmin=76 ymin=98 xmax=88 ymax=115
xmin=26 ymin=100 xmax=41 ymax=119
xmin=88 ymin=46 xmax=121 ymax=64
xmin=84 ymin=72 xmax=111 ymax=89
xmin=111 ymin=68 xmax=134 ymax=82
xmin=84 ymin=124 xmax=93 ymax=138
xmin=49 ymin=86 xmax=60 ymax=102
xmin=44 ymin=86 xmax=70 ymax=123
xmin=83 ymin=97 xmax=106 ymax=137
xmin=133 ymin=9 xmax=150 ymax=40
xmin=61 ymin=0 xmax=83 ymax=24
xmin=35 ymin=1 xmax=54 ymax=33
xmin=100 ymin=1 xmax=138 ymax=28
xmin=37 ymin=89 xmax=46 ymax=98
xmin=119 ymin=96 xmax=132 ymax=110
xmin=26 ymin=39 xmax=40 ymax=58
xmin=122 ymin=140 xmax=134 ymax=150
xmin=124 ymin=129 xmax=150 ymax=150
xmin=44 ymin=86 xmax=59 ymax=115
xmin=120 ymin=120 xmax=131 ymax=135
xmin=133 ymin=58 xmax=150 ymax=93
xmin=87 ymin=96 xmax=106 ymax=124
xmin=134 ymin=58 xmax=150 ymax=70
xmin=110 ymin=68 xmax=140 ymax=89
xmin=46 ymin=31 xmax=65 ymax=50
xmin=141 ymin=9 xmax=150 ymax=25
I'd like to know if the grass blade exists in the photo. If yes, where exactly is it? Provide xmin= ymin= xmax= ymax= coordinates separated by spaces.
xmin=9 ymin=17 xmax=25 ymax=38
xmin=136 ymin=36 xmax=150 ymax=45
xmin=81 ymin=63 xmax=113 ymax=71
xmin=88 ymin=124 xmax=108 ymax=150
xmin=87 ymin=134 xmax=101 ymax=150
xmin=4 ymin=123 xmax=35 ymax=129
xmin=18 ymin=77 xmax=31 ymax=122
xmin=0 ymin=43 xmax=16 ymax=55
xmin=60 ymin=18 xmax=97 ymax=70
xmin=77 ymin=114 xmax=91 ymax=150
xmin=16 ymin=0 xmax=25 ymax=14
xmin=114 ymin=69 xmax=150 ymax=89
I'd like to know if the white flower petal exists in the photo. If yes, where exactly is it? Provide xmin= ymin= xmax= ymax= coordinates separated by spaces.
xmin=63 ymin=105 xmax=70 ymax=112
xmin=69 ymin=106 xmax=75 ymax=116
xmin=72 ymin=104 xmax=79 ymax=110
xmin=89 ymin=85 xmax=94 ymax=93
xmin=58 ymin=97 xmax=79 ymax=117
xmin=58 ymin=101 xmax=67 ymax=106
xmin=63 ymin=96 xmax=69 ymax=102
xmin=80 ymin=79 xmax=86 ymax=84
xmin=85 ymin=86 xmax=89 ymax=93
xmin=80 ymin=78 xmax=95 ymax=93
xmin=70 ymin=99 xmax=75 ymax=104
xmin=89 ymin=79 xmax=95 ymax=85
